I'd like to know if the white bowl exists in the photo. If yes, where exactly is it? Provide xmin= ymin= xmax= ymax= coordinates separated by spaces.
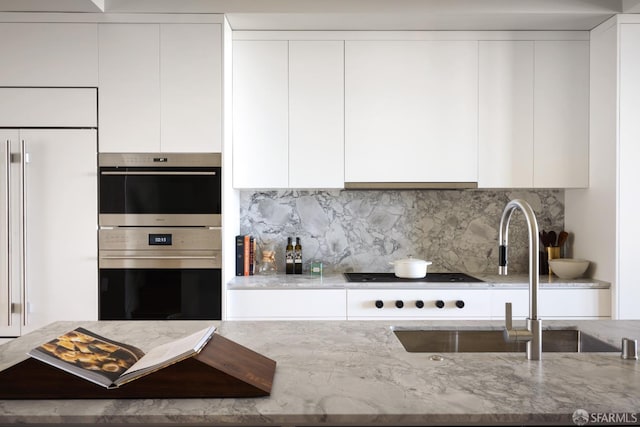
xmin=548 ymin=258 xmax=590 ymax=279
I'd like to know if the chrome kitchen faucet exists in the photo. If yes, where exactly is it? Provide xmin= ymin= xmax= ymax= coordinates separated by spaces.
xmin=498 ymin=199 xmax=542 ymax=360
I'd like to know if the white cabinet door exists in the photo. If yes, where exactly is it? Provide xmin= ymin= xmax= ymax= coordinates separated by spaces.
xmin=490 ymin=288 xmax=611 ymax=319
xmin=533 ymin=41 xmax=589 ymax=188
xmin=0 ymin=88 xmax=97 ymax=128
xmin=98 ymin=24 xmax=161 ymax=153
xmin=0 ymin=23 xmax=97 ymax=86
xmin=618 ymin=24 xmax=640 ymax=319
xmin=22 ymin=129 xmax=98 ymax=334
xmin=233 ymin=40 xmax=289 ymax=188
xmin=478 ymin=41 xmax=534 ymax=188
xmin=289 ymin=41 xmax=344 ymax=188
xmin=227 ymin=289 xmax=346 ymax=320
xmin=160 ymin=24 xmax=222 ymax=153
xmin=345 ymin=40 xmax=478 ymax=183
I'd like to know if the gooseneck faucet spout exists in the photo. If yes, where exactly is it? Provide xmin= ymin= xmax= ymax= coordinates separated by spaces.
xmin=499 ymin=199 xmax=542 ymax=360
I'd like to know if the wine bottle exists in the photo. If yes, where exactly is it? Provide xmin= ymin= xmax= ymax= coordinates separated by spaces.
xmin=285 ymin=237 xmax=294 ymax=274
xmin=294 ymin=237 xmax=302 ymax=274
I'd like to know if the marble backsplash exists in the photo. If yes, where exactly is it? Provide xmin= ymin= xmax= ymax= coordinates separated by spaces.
xmin=239 ymin=189 xmax=564 ymax=275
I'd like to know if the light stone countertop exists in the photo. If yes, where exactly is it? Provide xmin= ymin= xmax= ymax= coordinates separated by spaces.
xmin=228 ymin=273 xmax=610 ymax=290
xmin=0 ymin=319 xmax=638 ymax=426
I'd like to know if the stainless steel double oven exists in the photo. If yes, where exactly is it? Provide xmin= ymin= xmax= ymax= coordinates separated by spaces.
xmin=98 ymin=153 xmax=221 ymax=320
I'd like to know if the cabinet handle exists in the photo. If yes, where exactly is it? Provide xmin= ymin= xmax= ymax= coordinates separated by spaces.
xmin=3 ymin=139 xmax=10 ymax=326
xmin=20 ymin=140 xmax=28 ymax=327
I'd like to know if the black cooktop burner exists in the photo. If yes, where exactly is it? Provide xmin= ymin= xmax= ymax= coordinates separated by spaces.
xmin=343 ymin=272 xmax=484 ymax=283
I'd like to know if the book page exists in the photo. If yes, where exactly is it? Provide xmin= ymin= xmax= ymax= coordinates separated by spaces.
xmin=28 ymin=328 xmax=145 ymax=388
xmin=120 ymin=326 xmax=216 ymax=379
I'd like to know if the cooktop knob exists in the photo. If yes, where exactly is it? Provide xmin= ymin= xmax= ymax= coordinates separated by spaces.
xmin=435 ymin=300 xmax=445 ymax=309
xmin=395 ymin=300 xmax=404 ymax=309
xmin=456 ymin=300 xmax=465 ymax=309
xmin=415 ymin=300 xmax=424 ymax=309
xmin=375 ymin=300 xmax=384 ymax=309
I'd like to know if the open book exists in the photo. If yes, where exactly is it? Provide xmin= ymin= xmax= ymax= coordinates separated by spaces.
xmin=27 ymin=325 xmax=216 ymax=389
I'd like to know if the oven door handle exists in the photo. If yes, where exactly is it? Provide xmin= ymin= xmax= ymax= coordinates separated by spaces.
xmin=100 ymin=255 xmax=218 ymax=260
xmin=100 ymin=171 xmax=216 ymax=176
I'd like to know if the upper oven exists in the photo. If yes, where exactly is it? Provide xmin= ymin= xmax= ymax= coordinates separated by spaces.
xmin=98 ymin=153 xmax=221 ymax=227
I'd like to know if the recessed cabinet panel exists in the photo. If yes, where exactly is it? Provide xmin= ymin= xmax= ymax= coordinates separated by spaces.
xmin=227 ymin=289 xmax=346 ymax=319
xmin=289 ymin=41 xmax=344 ymax=188
xmin=479 ymin=41 xmax=534 ymax=188
xmin=161 ymin=24 xmax=222 ymax=152
xmin=99 ymin=24 xmax=161 ymax=152
xmin=619 ymin=24 xmax=640 ymax=319
xmin=534 ymin=41 xmax=589 ymax=188
xmin=345 ymin=40 xmax=478 ymax=183
xmin=233 ymin=40 xmax=289 ymax=188
xmin=0 ymin=23 xmax=97 ymax=86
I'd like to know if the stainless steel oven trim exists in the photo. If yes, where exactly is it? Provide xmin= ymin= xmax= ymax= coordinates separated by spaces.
xmin=99 ymin=252 xmax=222 ymax=269
xmin=99 ymin=214 xmax=221 ymax=228
xmin=98 ymin=152 xmax=221 ymax=168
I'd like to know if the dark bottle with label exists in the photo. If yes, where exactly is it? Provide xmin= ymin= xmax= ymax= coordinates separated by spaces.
xmin=294 ymin=237 xmax=303 ymax=274
xmin=285 ymin=237 xmax=294 ymax=274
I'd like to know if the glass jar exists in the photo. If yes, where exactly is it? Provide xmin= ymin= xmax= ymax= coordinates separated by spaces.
xmin=258 ymin=245 xmax=277 ymax=275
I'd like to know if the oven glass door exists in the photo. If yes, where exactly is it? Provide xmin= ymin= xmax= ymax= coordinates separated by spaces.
xmin=99 ymin=268 xmax=221 ymax=320
xmin=100 ymin=167 xmax=221 ymax=215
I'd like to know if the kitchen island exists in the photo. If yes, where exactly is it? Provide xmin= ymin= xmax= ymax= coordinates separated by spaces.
xmin=0 ymin=319 xmax=638 ymax=426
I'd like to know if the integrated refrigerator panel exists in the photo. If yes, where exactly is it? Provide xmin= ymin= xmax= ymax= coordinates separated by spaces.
xmin=0 ymin=129 xmax=98 ymax=338
xmin=0 ymin=130 xmax=21 ymax=338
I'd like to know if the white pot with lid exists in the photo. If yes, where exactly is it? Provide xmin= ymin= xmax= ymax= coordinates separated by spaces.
xmin=389 ymin=256 xmax=433 ymax=279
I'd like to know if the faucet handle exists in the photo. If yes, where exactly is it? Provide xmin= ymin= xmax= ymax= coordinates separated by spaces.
xmin=505 ymin=302 xmax=513 ymax=331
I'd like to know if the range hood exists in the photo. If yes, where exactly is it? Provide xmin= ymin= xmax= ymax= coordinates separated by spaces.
xmin=344 ymin=182 xmax=478 ymax=190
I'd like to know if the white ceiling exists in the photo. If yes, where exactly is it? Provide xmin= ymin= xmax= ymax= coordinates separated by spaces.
xmin=0 ymin=0 xmax=638 ymax=30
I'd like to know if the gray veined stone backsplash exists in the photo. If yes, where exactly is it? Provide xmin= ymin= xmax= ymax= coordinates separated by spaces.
xmin=239 ymin=189 xmax=564 ymax=275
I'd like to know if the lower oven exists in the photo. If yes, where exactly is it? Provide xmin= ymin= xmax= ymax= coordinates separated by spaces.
xmin=98 ymin=228 xmax=221 ymax=320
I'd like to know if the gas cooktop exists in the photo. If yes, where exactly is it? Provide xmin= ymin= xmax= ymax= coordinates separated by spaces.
xmin=343 ymin=272 xmax=484 ymax=283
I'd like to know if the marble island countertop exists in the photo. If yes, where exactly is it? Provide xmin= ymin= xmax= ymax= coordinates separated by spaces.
xmin=228 ymin=272 xmax=611 ymax=290
xmin=1 ymin=319 xmax=638 ymax=426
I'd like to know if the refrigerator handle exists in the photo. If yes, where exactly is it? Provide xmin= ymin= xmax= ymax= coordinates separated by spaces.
xmin=20 ymin=139 xmax=28 ymax=327
xmin=3 ymin=139 xmax=10 ymax=327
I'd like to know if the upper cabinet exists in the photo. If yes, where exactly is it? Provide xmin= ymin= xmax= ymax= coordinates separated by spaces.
xmin=479 ymin=39 xmax=589 ymax=188
xmin=0 ymin=23 xmax=97 ymax=86
xmin=98 ymin=23 xmax=222 ymax=153
xmin=478 ymin=41 xmax=534 ymax=188
xmin=344 ymin=41 xmax=478 ymax=184
xmin=533 ymin=41 xmax=589 ymax=188
xmin=233 ymin=39 xmax=344 ymax=189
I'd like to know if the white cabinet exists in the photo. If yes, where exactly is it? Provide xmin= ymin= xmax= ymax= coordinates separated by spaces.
xmin=98 ymin=24 xmax=160 ymax=152
xmin=478 ymin=40 xmax=589 ymax=188
xmin=618 ymin=24 xmax=640 ymax=319
xmin=0 ymin=23 xmax=97 ymax=86
xmin=289 ymin=41 xmax=344 ymax=188
xmin=533 ymin=41 xmax=589 ymax=188
xmin=490 ymin=288 xmax=611 ymax=319
xmin=232 ymin=40 xmax=289 ymax=188
xmin=233 ymin=40 xmax=344 ymax=189
xmin=479 ymin=41 xmax=534 ymax=188
xmin=344 ymin=40 xmax=478 ymax=184
xmin=227 ymin=289 xmax=347 ymax=320
xmin=160 ymin=24 xmax=222 ymax=153
xmin=99 ymin=23 xmax=222 ymax=153
xmin=566 ymin=18 xmax=640 ymax=319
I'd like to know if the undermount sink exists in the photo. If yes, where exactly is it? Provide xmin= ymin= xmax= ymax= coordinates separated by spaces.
xmin=392 ymin=327 xmax=620 ymax=353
